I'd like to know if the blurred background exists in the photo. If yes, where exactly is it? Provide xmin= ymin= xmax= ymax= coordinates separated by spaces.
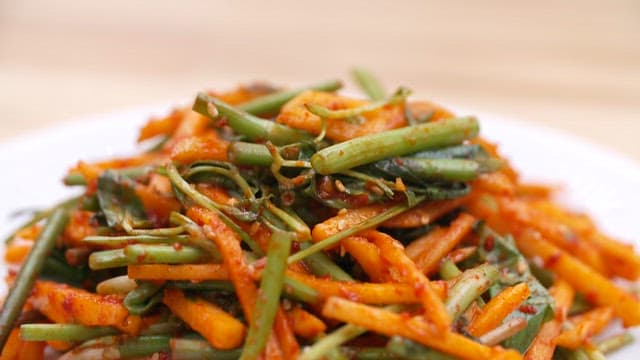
xmin=1 ymin=0 xmax=639 ymax=161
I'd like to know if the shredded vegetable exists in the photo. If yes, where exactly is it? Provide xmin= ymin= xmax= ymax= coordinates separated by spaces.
xmin=0 ymin=70 xmax=638 ymax=359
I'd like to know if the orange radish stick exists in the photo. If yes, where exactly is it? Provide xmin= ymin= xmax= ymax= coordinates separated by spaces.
xmin=128 ymin=264 xmax=229 ymax=281
xmin=467 ymin=283 xmax=531 ymax=337
xmin=405 ymin=213 xmax=476 ymax=275
xmin=516 ymin=230 xmax=640 ymax=326
xmin=163 ymin=288 xmax=246 ymax=349
xmin=524 ymin=279 xmax=574 ymax=360
xmin=365 ymin=230 xmax=451 ymax=331
xmin=321 ymin=297 xmax=522 ymax=360
xmin=555 ymin=307 xmax=614 ymax=349
xmin=284 ymin=270 xmax=446 ymax=304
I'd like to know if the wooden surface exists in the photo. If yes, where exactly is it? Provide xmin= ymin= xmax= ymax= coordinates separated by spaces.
xmin=1 ymin=0 xmax=639 ymax=162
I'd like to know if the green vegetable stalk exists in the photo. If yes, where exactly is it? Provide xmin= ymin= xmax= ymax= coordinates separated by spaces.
xmin=311 ymin=117 xmax=479 ymax=175
xmin=0 ymin=208 xmax=69 ymax=349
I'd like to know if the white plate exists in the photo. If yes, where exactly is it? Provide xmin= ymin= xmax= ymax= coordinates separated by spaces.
xmin=0 ymin=104 xmax=638 ymax=358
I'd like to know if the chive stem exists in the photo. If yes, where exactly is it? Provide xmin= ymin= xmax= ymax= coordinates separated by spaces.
xmin=351 ymin=68 xmax=387 ymax=101
xmin=311 ymin=117 xmax=479 ymax=175
xmin=193 ymin=93 xmax=313 ymax=146
xmin=166 ymin=164 xmax=263 ymax=256
xmin=238 ymin=79 xmax=342 ymax=115
xmin=0 ymin=209 xmax=69 ymax=349
xmin=240 ymin=230 xmax=293 ymax=360
xmin=445 ymin=264 xmax=498 ymax=318
xmin=287 ymin=196 xmax=425 ymax=264
xmin=20 ymin=324 xmax=118 ymax=342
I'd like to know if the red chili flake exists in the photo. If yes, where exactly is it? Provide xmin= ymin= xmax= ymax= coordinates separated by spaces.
xmin=484 ymin=236 xmax=495 ymax=251
xmin=413 ymin=282 xmax=426 ymax=297
xmin=62 ymin=296 xmax=74 ymax=314
xmin=347 ymin=194 xmax=370 ymax=207
xmin=338 ymin=287 xmax=359 ymax=301
xmin=545 ymin=253 xmax=562 ymax=268
xmin=102 ymin=294 xmax=124 ymax=305
xmin=290 ymin=242 xmax=300 ymax=253
xmin=519 ymin=305 xmax=537 ymax=314
xmin=585 ymin=292 xmax=598 ymax=304
xmin=172 ymin=242 xmax=183 ymax=251
xmin=282 ymin=146 xmax=300 ymax=159
xmin=252 ymin=258 xmax=267 ymax=270
xmin=86 ymin=179 xmax=98 ymax=195
xmin=281 ymin=191 xmax=296 ymax=206
xmin=216 ymin=117 xmax=228 ymax=128
xmin=317 ymin=176 xmax=335 ymax=197
xmin=400 ymin=312 xmax=412 ymax=320
xmin=137 ymin=253 xmax=147 ymax=264
xmin=441 ymin=281 xmax=449 ymax=299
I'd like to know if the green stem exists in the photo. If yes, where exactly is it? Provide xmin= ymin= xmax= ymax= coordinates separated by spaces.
xmin=282 ymin=276 xmax=320 ymax=304
xmin=287 ymin=196 xmax=425 ymax=264
xmin=305 ymin=87 xmax=409 ymax=119
xmin=346 ymin=347 xmax=399 ymax=360
xmin=264 ymin=201 xmax=311 ymax=241
xmin=119 ymin=335 xmax=170 ymax=358
xmin=140 ymin=321 xmax=183 ymax=336
xmin=445 ymin=264 xmax=498 ymax=318
xmin=339 ymin=169 xmax=395 ymax=197
xmin=168 ymin=212 xmax=222 ymax=262
xmin=124 ymin=244 xmax=207 ymax=265
xmin=412 ymin=144 xmax=484 ymax=159
xmin=311 ymin=117 xmax=479 ymax=175
xmin=439 ymin=259 xmax=463 ymax=280
xmin=193 ymin=93 xmax=313 ymax=145
xmin=88 ymin=249 xmax=129 ymax=270
xmin=596 ymin=333 xmax=634 ymax=354
xmin=184 ymin=163 xmax=256 ymax=204
xmin=4 ymin=196 xmax=78 ymax=244
xmin=386 ymin=336 xmax=455 ymax=360
xmin=20 ymin=324 xmax=118 ymax=342
xmin=300 ymin=305 xmax=402 ymax=360
xmin=170 ymin=338 xmax=241 ymax=360
xmin=96 ymin=276 xmax=138 ymax=295
xmin=240 ymin=230 xmax=293 ymax=360
xmin=122 ymin=222 xmax=185 ymax=237
xmin=228 ymin=142 xmax=273 ymax=166
xmin=64 ymin=165 xmax=154 ymax=186
xmin=166 ymin=164 xmax=263 ymax=256
xmin=89 ymin=244 xmax=207 ymax=270
xmin=300 ymin=326 xmax=367 ymax=360
xmin=41 ymin=256 xmax=87 ymax=285
xmin=83 ymin=234 xmax=189 ymax=247
xmin=238 ymin=79 xmax=342 ymax=115
xmin=351 ymin=68 xmax=387 ymax=101
xmin=391 ymin=158 xmax=483 ymax=181
xmin=0 ymin=208 xmax=70 ymax=349
xmin=300 ymin=242 xmax=353 ymax=282
xmin=124 ymin=281 xmax=165 ymax=315
xmin=169 ymin=280 xmax=235 ymax=292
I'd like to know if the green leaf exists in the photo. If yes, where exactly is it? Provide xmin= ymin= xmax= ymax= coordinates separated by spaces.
xmin=476 ymin=226 xmax=555 ymax=354
xmin=97 ymin=170 xmax=147 ymax=228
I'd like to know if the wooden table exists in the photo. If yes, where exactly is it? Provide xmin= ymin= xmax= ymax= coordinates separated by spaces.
xmin=1 ymin=0 xmax=639 ymax=162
